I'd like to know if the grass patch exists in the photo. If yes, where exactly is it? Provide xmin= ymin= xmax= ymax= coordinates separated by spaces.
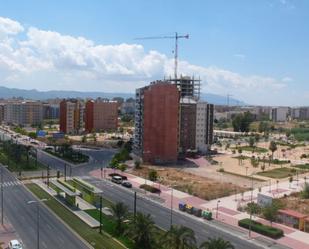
xmin=222 ymin=171 xmax=266 ymax=182
xmin=257 ymin=167 xmax=305 ymax=179
xmin=293 ymin=164 xmax=309 ymax=170
xmin=237 ymin=146 xmax=268 ymax=153
xmin=85 ymin=209 xmax=134 ymax=248
xmin=26 ymin=183 xmax=126 ymax=249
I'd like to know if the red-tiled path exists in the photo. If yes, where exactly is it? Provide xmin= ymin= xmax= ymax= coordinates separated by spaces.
xmin=90 ymin=168 xmax=309 ymax=249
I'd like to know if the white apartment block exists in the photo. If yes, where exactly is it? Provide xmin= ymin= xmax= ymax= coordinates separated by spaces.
xmin=271 ymin=107 xmax=290 ymax=122
xmin=196 ymin=102 xmax=214 ymax=153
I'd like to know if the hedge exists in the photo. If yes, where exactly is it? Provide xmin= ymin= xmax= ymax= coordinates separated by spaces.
xmin=140 ymin=184 xmax=161 ymax=194
xmin=238 ymin=218 xmax=283 ymax=239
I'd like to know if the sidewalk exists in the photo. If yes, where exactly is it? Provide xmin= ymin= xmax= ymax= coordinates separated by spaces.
xmin=0 ymin=221 xmax=20 ymax=249
xmin=90 ymin=168 xmax=309 ymax=249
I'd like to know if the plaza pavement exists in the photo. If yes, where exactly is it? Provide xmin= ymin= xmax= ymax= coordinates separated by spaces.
xmin=90 ymin=167 xmax=309 ymax=249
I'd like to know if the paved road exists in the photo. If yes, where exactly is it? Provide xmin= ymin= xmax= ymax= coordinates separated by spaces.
xmin=1 ymin=166 xmax=89 ymax=249
xmin=83 ymin=177 xmax=289 ymax=249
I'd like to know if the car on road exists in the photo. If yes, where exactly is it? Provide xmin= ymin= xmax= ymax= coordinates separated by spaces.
xmin=9 ymin=240 xmax=23 ymax=249
xmin=111 ymin=175 xmax=122 ymax=184
xmin=121 ymin=181 xmax=132 ymax=188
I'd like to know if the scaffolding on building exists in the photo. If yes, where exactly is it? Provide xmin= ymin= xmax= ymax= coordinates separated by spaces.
xmin=165 ymin=75 xmax=201 ymax=101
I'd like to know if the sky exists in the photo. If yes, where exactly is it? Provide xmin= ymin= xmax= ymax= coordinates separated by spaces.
xmin=0 ymin=0 xmax=308 ymax=106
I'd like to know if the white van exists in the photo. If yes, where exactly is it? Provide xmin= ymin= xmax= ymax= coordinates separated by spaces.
xmin=111 ymin=176 xmax=122 ymax=184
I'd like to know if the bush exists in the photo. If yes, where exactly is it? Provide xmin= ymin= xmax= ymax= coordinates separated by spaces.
xmin=238 ymin=219 xmax=283 ymax=239
xmin=148 ymin=169 xmax=158 ymax=181
xmin=140 ymin=184 xmax=161 ymax=194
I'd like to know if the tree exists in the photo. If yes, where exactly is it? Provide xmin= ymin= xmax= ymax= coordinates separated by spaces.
xmin=134 ymin=160 xmax=141 ymax=169
xmin=81 ymin=135 xmax=87 ymax=143
xmin=269 ymin=141 xmax=277 ymax=160
xmin=232 ymin=112 xmax=254 ymax=132
xmin=110 ymin=202 xmax=129 ymax=235
xmin=262 ymin=201 xmax=281 ymax=227
xmin=148 ymin=169 xmax=158 ymax=182
xmin=199 ymin=238 xmax=234 ymax=249
xmin=289 ymin=176 xmax=293 ymax=188
xmin=248 ymin=137 xmax=255 ymax=148
xmin=126 ymin=212 xmax=157 ymax=249
xmin=301 ymin=183 xmax=309 ymax=199
xmin=28 ymin=132 xmax=37 ymax=139
xmin=117 ymin=163 xmax=127 ymax=173
xmin=245 ymin=202 xmax=261 ymax=217
xmin=162 ymin=225 xmax=197 ymax=249
xmin=250 ymin=157 xmax=259 ymax=168
xmin=258 ymin=121 xmax=270 ymax=135
xmin=25 ymin=145 xmax=31 ymax=166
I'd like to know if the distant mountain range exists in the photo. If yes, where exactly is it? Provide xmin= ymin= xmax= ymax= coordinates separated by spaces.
xmin=0 ymin=86 xmax=246 ymax=105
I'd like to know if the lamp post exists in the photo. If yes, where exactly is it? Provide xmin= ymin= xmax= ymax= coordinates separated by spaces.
xmin=216 ymin=200 xmax=221 ymax=219
xmin=28 ymin=199 xmax=48 ymax=249
xmin=170 ymin=187 xmax=174 ymax=228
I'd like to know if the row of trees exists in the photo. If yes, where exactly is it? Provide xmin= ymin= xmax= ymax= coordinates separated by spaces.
xmin=110 ymin=202 xmax=234 ymax=249
xmin=0 ymin=139 xmax=38 ymax=171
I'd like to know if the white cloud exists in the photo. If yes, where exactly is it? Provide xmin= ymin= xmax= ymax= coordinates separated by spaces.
xmin=0 ymin=17 xmax=24 ymax=39
xmin=0 ymin=16 xmax=296 ymax=105
xmin=281 ymin=77 xmax=293 ymax=82
xmin=233 ymin=54 xmax=246 ymax=60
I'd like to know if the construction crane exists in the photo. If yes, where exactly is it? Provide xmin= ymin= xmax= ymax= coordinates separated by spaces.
xmin=135 ymin=32 xmax=189 ymax=79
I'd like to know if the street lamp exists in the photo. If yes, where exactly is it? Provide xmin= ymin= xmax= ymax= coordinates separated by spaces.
xmin=216 ymin=200 xmax=221 ymax=219
xmin=27 ymin=199 xmax=48 ymax=249
xmin=276 ymin=180 xmax=279 ymax=193
xmin=170 ymin=187 xmax=174 ymax=228
xmin=1 ymin=164 xmax=8 ymax=225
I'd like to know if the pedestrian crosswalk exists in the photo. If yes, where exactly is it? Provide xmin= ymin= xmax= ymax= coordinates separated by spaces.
xmin=1 ymin=180 xmax=21 ymax=188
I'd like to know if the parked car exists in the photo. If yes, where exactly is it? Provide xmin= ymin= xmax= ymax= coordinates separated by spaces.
xmin=9 ymin=240 xmax=23 ymax=249
xmin=121 ymin=181 xmax=132 ymax=188
xmin=111 ymin=176 xmax=122 ymax=184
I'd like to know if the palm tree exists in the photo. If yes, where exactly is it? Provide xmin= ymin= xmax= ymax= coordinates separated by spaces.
xmin=126 ymin=212 xmax=157 ymax=249
xmin=269 ymin=141 xmax=277 ymax=160
xmin=110 ymin=202 xmax=128 ymax=235
xmin=162 ymin=225 xmax=197 ymax=249
xmin=200 ymin=238 xmax=234 ymax=249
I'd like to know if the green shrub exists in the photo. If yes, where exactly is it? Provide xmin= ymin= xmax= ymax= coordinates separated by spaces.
xmin=140 ymin=184 xmax=161 ymax=193
xmin=238 ymin=218 xmax=283 ymax=239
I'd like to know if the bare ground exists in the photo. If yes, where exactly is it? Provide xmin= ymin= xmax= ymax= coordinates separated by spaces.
xmin=129 ymin=165 xmax=249 ymax=201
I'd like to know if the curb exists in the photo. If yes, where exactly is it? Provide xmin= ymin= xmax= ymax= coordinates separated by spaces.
xmin=24 ymin=183 xmax=94 ymax=249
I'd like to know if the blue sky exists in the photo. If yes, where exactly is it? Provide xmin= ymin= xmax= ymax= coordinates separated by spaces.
xmin=0 ymin=0 xmax=308 ymax=105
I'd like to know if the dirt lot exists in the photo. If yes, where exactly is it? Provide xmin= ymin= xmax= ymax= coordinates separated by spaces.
xmin=129 ymin=165 xmax=248 ymax=201
xmin=279 ymin=193 xmax=309 ymax=215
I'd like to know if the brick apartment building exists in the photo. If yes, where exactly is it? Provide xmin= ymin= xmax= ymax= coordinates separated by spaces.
xmin=179 ymin=97 xmax=197 ymax=154
xmin=84 ymin=99 xmax=118 ymax=133
xmin=134 ymin=81 xmax=180 ymax=164
xmin=59 ymin=99 xmax=83 ymax=134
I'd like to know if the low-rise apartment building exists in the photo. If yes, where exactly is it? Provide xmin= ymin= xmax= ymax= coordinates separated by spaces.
xmin=84 ymin=99 xmax=118 ymax=133
xmin=60 ymin=99 xmax=83 ymax=134
xmin=3 ymin=101 xmax=43 ymax=126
